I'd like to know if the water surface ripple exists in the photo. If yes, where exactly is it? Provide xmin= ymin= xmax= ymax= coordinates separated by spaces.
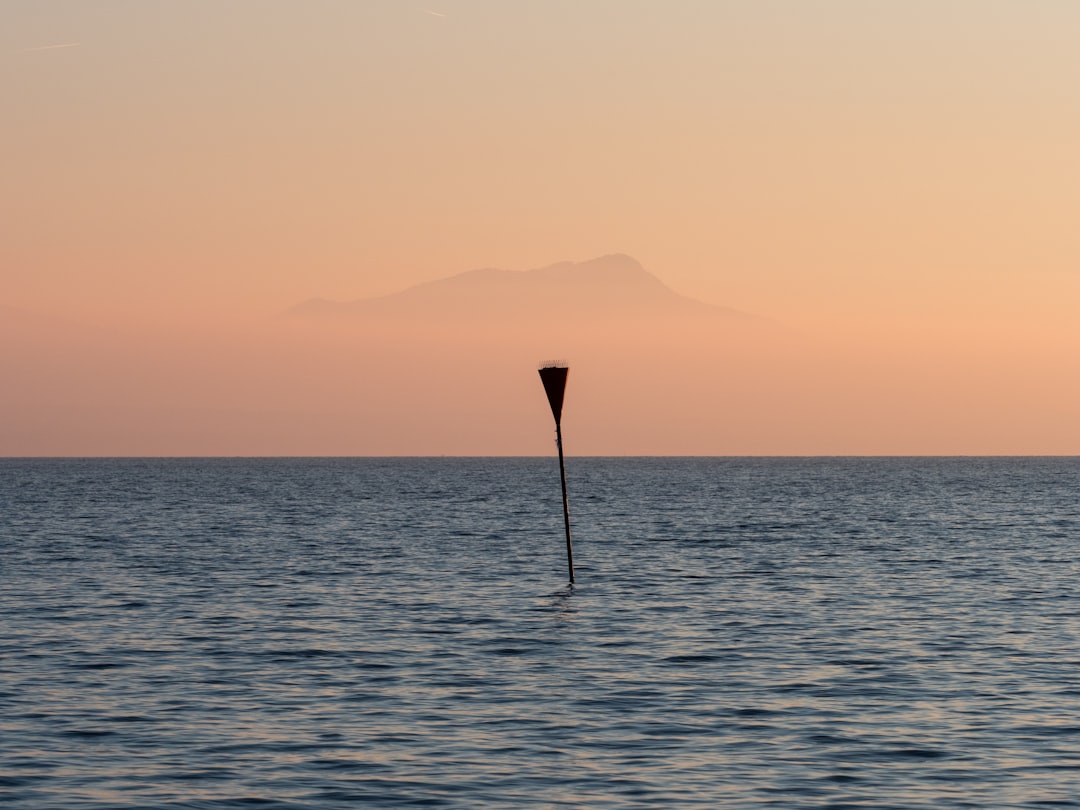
xmin=2 ymin=457 xmax=1079 ymax=808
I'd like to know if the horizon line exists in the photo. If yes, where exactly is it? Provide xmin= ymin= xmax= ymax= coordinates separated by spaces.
xmin=3 ymin=454 xmax=1079 ymax=460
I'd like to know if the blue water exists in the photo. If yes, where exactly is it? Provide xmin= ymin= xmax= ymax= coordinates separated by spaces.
xmin=2 ymin=457 xmax=1080 ymax=808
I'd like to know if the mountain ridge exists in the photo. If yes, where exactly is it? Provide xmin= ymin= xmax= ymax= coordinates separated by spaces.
xmin=288 ymin=254 xmax=751 ymax=323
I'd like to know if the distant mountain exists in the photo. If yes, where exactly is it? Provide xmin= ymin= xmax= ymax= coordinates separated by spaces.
xmin=288 ymin=254 xmax=750 ymax=324
xmin=1 ymin=304 xmax=46 ymax=325
xmin=0 ymin=304 xmax=86 ymax=335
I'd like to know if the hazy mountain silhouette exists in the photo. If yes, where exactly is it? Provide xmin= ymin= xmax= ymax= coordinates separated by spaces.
xmin=0 ymin=304 xmax=91 ymax=340
xmin=288 ymin=254 xmax=751 ymax=324
xmin=2 ymin=303 xmax=57 ymax=327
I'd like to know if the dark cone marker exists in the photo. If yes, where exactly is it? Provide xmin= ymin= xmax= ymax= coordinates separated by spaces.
xmin=538 ymin=362 xmax=574 ymax=584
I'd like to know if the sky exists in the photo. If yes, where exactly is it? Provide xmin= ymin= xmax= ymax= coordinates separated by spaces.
xmin=3 ymin=1 xmax=1079 ymax=455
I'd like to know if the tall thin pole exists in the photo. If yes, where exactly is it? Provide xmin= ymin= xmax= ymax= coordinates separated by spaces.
xmin=539 ymin=362 xmax=574 ymax=584
xmin=555 ymin=421 xmax=575 ymax=584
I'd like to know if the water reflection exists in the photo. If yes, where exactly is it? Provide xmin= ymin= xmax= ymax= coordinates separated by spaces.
xmin=3 ymin=458 xmax=1080 ymax=807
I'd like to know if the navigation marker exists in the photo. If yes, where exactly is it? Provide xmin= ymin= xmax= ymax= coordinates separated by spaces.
xmin=538 ymin=361 xmax=574 ymax=584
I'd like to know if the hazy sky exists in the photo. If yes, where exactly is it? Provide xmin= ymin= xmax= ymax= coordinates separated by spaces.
xmin=3 ymin=1 xmax=1079 ymax=454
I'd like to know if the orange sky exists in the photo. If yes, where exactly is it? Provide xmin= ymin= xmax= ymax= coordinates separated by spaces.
xmin=3 ymin=1 xmax=1079 ymax=455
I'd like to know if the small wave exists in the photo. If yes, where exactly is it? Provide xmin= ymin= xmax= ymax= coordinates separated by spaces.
xmin=661 ymin=654 xmax=720 ymax=664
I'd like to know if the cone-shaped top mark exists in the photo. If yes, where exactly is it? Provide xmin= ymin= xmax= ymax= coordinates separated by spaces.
xmin=538 ymin=361 xmax=569 ymax=425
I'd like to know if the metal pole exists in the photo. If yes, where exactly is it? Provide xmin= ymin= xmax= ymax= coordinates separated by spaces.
xmin=556 ymin=421 xmax=574 ymax=584
xmin=539 ymin=362 xmax=573 ymax=584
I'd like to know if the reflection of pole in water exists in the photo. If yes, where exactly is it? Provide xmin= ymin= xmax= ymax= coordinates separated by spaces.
xmin=538 ymin=361 xmax=574 ymax=585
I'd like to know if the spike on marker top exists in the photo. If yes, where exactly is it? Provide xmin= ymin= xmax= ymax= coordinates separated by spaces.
xmin=538 ymin=361 xmax=574 ymax=584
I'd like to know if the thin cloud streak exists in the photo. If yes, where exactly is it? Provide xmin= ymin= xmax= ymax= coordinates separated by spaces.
xmin=423 ymin=10 xmax=447 ymax=17
xmin=16 ymin=43 xmax=82 ymax=53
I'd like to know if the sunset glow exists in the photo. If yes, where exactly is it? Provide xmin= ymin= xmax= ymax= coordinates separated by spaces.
xmin=4 ymin=1 xmax=1079 ymax=455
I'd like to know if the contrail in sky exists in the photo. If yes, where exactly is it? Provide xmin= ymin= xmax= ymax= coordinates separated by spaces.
xmin=424 ymin=10 xmax=447 ymax=17
xmin=16 ymin=43 xmax=81 ymax=53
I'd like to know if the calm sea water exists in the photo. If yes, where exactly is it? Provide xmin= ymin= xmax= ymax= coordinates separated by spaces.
xmin=2 ymin=457 xmax=1080 ymax=809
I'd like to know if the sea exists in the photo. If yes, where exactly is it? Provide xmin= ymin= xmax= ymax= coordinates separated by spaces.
xmin=2 ymin=457 xmax=1079 ymax=809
